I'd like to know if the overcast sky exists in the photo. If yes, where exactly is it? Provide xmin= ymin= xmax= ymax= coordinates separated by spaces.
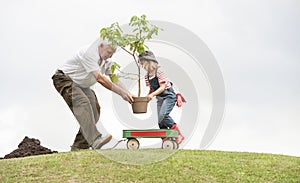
xmin=0 ymin=0 xmax=299 ymax=157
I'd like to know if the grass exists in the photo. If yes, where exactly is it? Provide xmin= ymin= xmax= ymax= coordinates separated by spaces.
xmin=0 ymin=149 xmax=299 ymax=183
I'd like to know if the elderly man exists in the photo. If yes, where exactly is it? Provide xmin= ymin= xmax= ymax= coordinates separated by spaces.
xmin=52 ymin=39 xmax=134 ymax=150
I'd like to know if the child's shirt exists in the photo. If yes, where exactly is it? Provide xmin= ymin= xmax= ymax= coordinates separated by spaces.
xmin=144 ymin=68 xmax=172 ymax=89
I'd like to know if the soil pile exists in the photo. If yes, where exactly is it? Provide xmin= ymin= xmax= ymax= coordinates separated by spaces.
xmin=2 ymin=136 xmax=57 ymax=159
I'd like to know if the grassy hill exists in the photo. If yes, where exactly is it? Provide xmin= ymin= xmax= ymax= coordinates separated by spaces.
xmin=0 ymin=149 xmax=299 ymax=182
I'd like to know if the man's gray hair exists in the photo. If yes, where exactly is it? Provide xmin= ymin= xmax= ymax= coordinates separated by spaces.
xmin=100 ymin=40 xmax=117 ymax=51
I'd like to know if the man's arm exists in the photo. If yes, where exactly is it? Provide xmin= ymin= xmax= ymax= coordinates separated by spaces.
xmin=108 ymin=74 xmax=135 ymax=96
xmin=92 ymin=71 xmax=134 ymax=103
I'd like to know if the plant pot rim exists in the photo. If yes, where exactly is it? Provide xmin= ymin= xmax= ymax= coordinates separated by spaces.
xmin=132 ymin=96 xmax=148 ymax=102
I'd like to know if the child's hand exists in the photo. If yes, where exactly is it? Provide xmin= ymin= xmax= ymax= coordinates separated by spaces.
xmin=146 ymin=94 xmax=153 ymax=101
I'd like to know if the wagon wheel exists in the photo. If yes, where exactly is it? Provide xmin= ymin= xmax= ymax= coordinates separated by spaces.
xmin=162 ymin=140 xmax=175 ymax=150
xmin=173 ymin=141 xmax=179 ymax=149
xmin=127 ymin=138 xmax=140 ymax=149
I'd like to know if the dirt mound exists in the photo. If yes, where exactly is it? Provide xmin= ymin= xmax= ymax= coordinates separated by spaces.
xmin=1 ymin=136 xmax=57 ymax=159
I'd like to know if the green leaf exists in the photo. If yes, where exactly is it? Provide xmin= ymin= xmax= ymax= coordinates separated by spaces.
xmin=130 ymin=44 xmax=134 ymax=51
xmin=100 ymin=28 xmax=106 ymax=35
xmin=143 ymin=27 xmax=149 ymax=32
xmin=131 ymin=16 xmax=138 ymax=22
xmin=111 ymin=65 xmax=116 ymax=74
xmin=114 ymin=62 xmax=121 ymax=68
xmin=111 ymin=62 xmax=121 ymax=74
xmin=141 ymin=20 xmax=147 ymax=26
xmin=111 ymin=74 xmax=119 ymax=83
xmin=137 ymin=44 xmax=145 ymax=54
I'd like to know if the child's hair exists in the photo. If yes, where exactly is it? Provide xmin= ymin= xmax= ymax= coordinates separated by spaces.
xmin=140 ymin=60 xmax=159 ymax=72
xmin=148 ymin=60 xmax=159 ymax=71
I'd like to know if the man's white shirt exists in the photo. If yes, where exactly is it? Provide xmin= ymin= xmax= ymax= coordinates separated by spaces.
xmin=59 ymin=39 xmax=112 ymax=88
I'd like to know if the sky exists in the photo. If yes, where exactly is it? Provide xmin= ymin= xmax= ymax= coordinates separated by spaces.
xmin=0 ymin=0 xmax=299 ymax=157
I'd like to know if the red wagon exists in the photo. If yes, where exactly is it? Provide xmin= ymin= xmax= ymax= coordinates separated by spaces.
xmin=122 ymin=129 xmax=179 ymax=150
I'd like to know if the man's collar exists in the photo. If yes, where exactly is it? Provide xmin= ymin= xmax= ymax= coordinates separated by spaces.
xmin=99 ymin=59 xmax=108 ymax=67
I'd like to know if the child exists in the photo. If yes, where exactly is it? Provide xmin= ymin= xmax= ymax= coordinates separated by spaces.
xmin=138 ymin=50 xmax=184 ymax=144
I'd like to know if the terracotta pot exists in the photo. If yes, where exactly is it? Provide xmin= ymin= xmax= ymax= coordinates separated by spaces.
xmin=131 ymin=97 xmax=148 ymax=113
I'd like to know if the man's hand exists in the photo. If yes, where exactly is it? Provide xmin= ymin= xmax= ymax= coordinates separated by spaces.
xmin=121 ymin=92 xmax=135 ymax=104
xmin=109 ymin=75 xmax=136 ymax=104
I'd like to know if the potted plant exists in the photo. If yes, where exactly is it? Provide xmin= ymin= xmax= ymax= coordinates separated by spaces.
xmin=100 ymin=15 xmax=162 ymax=113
